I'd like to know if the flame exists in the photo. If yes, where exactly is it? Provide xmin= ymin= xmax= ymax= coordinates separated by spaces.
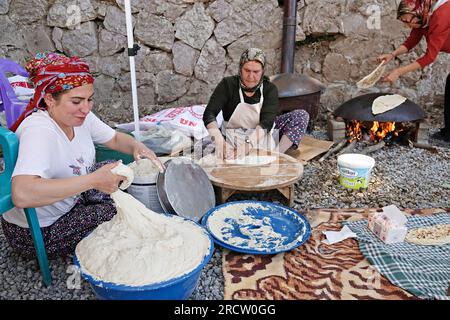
xmin=346 ymin=120 xmax=362 ymax=142
xmin=374 ymin=121 xmax=396 ymax=140
xmin=346 ymin=120 xmax=398 ymax=142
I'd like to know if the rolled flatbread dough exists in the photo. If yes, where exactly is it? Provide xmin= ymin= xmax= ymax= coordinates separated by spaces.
xmin=405 ymin=224 xmax=450 ymax=246
xmin=225 ymin=155 xmax=276 ymax=166
xmin=372 ymin=94 xmax=407 ymax=115
xmin=111 ymin=162 xmax=134 ymax=190
xmin=195 ymin=154 xmax=222 ymax=167
xmin=357 ymin=62 xmax=386 ymax=89
xmin=197 ymin=154 xmax=276 ymax=167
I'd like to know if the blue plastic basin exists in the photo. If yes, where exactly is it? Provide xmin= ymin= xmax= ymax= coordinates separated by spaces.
xmin=73 ymin=222 xmax=214 ymax=300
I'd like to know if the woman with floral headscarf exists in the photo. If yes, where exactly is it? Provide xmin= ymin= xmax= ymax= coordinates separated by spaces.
xmin=1 ymin=52 xmax=164 ymax=259
xmin=203 ymin=48 xmax=310 ymax=159
xmin=377 ymin=0 xmax=450 ymax=142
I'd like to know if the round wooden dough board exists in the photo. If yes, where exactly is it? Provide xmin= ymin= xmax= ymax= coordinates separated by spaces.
xmin=198 ymin=149 xmax=304 ymax=191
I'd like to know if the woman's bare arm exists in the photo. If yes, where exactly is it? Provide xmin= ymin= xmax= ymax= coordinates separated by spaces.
xmin=12 ymin=162 xmax=123 ymax=208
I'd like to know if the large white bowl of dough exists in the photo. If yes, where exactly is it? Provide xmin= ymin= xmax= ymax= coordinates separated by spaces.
xmin=73 ymin=188 xmax=214 ymax=300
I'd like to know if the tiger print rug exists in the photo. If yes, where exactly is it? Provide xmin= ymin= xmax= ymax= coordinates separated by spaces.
xmin=223 ymin=207 xmax=448 ymax=300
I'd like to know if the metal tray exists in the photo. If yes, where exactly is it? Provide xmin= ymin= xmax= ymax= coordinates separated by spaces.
xmin=156 ymin=158 xmax=216 ymax=222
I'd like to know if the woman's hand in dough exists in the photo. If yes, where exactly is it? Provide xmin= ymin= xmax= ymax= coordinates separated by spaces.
xmin=223 ymin=141 xmax=238 ymax=160
xmin=133 ymin=145 xmax=165 ymax=173
xmin=214 ymin=136 xmax=234 ymax=160
xmin=234 ymin=141 xmax=251 ymax=159
xmin=90 ymin=161 xmax=125 ymax=194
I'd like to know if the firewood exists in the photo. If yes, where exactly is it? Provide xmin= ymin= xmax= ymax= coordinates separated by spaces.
xmin=318 ymin=139 xmax=347 ymax=162
xmin=360 ymin=140 xmax=385 ymax=155
xmin=336 ymin=140 xmax=357 ymax=156
xmin=408 ymin=140 xmax=438 ymax=153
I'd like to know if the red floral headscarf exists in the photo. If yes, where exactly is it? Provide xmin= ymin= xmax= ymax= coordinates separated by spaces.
xmin=10 ymin=52 xmax=94 ymax=132
xmin=397 ymin=0 xmax=439 ymax=27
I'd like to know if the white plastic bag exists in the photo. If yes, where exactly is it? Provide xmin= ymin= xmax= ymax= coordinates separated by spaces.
xmin=132 ymin=126 xmax=192 ymax=155
xmin=116 ymin=105 xmax=223 ymax=140
xmin=8 ymin=75 xmax=34 ymax=101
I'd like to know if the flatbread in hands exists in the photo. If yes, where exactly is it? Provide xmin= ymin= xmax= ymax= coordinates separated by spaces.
xmin=372 ymin=94 xmax=407 ymax=115
xmin=356 ymin=61 xmax=386 ymax=89
xmin=405 ymin=224 xmax=450 ymax=246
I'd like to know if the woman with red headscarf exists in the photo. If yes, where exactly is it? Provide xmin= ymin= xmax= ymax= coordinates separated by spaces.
xmin=1 ymin=52 xmax=164 ymax=258
xmin=377 ymin=0 xmax=450 ymax=142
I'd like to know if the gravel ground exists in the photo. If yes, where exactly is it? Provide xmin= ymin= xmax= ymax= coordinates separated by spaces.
xmin=1 ymin=107 xmax=449 ymax=300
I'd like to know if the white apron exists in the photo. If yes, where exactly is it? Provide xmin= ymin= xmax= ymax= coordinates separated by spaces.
xmin=220 ymin=84 xmax=276 ymax=150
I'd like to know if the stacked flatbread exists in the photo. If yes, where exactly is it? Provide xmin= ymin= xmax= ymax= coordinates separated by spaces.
xmin=357 ymin=61 xmax=386 ymax=89
xmin=372 ymin=94 xmax=407 ymax=115
xmin=405 ymin=224 xmax=450 ymax=246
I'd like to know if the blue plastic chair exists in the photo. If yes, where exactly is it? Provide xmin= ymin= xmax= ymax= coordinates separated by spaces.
xmin=0 ymin=59 xmax=30 ymax=129
xmin=0 ymin=126 xmax=52 ymax=286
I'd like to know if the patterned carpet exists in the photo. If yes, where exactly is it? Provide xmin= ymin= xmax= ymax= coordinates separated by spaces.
xmin=223 ymin=208 xmax=449 ymax=300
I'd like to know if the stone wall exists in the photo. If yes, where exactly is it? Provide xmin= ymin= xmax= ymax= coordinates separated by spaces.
xmin=1 ymin=0 xmax=449 ymax=125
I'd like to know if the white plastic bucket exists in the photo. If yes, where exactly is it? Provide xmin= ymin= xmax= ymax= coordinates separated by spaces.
xmin=337 ymin=153 xmax=375 ymax=190
xmin=127 ymin=172 xmax=165 ymax=213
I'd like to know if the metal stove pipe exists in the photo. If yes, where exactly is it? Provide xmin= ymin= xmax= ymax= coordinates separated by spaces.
xmin=281 ymin=0 xmax=297 ymax=74
xmin=271 ymin=0 xmax=325 ymax=126
xmin=281 ymin=0 xmax=297 ymax=73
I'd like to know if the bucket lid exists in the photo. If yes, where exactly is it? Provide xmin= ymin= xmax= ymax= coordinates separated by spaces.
xmin=156 ymin=158 xmax=216 ymax=222
xmin=337 ymin=153 xmax=375 ymax=169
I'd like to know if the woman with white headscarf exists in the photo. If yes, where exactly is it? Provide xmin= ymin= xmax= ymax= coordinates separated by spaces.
xmin=203 ymin=48 xmax=310 ymax=159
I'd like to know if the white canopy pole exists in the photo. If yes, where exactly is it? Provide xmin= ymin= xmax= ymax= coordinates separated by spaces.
xmin=124 ymin=0 xmax=140 ymax=141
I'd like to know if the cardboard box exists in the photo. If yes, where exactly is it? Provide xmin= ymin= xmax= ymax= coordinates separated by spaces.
xmin=368 ymin=205 xmax=407 ymax=244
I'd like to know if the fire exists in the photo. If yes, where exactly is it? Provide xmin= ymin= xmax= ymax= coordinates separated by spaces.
xmin=371 ymin=121 xmax=396 ymax=141
xmin=346 ymin=120 xmax=399 ymax=142
xmin=346 ymin=120 xmax=362 ymax=142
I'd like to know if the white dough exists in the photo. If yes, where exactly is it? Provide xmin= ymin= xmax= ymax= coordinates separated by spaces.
xmin=110 ymin=162 xmax=134 ymax=190
xmin=225 ymin=155 xmax=276 ymax=166
xmin=372 ymin=94 xmax=407 ymax=115
xmin=128 ymin=158 xmax=160 ymax=177
xmin=356 ymin=62 xmax=386 ymax=89
xmin=207 ymin=203 xmax=288 ymax=250
xmin=196 ymin=154 xmax=276 ymax=167
xmin=195 ymin=154 xmax=222 ymax=167
xmin=75 ymin=190 xmax=211 ymax=286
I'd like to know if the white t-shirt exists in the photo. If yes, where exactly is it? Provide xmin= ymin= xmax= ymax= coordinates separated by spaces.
xmin=2 ymin=110 xmax=116 ymax=228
